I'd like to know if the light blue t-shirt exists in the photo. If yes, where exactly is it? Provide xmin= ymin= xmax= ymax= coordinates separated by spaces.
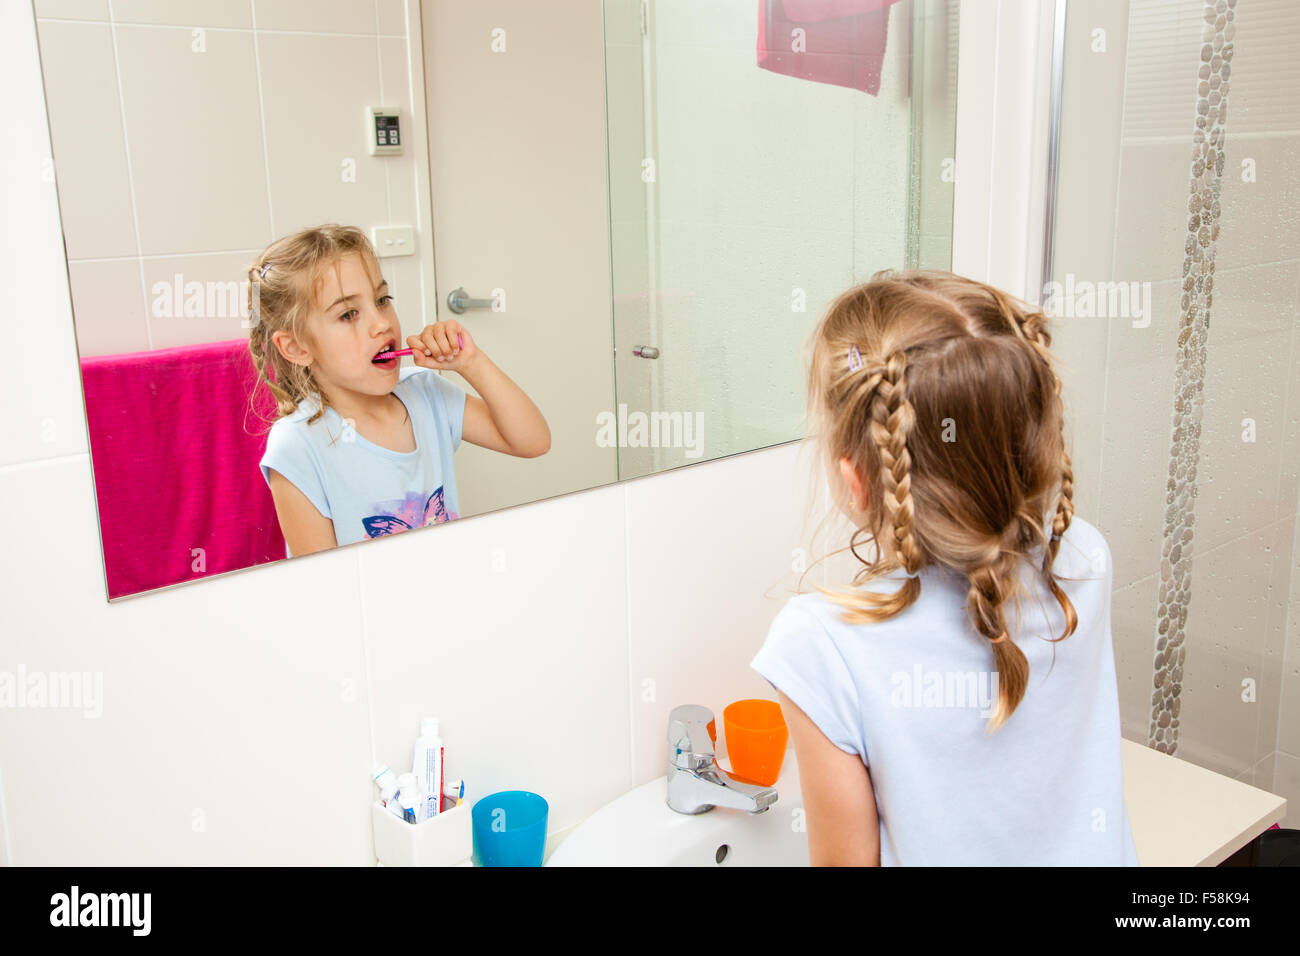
xmin=259 ymin=367 xmax=467 ymax=556
xmin=751 ymin=516 xmax=1139 ymax=866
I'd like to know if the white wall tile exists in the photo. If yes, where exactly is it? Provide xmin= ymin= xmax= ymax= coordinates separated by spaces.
xmin=1112 ymin=573 xmax=1160 ymax=743
xmin=0 ymin=456 xmax=374 ymax=864
xmin=625 ymin=439 xmax=812 ymax=783
xmin=1225 ymin=0 xmax=1300 ymax=136
xmin=141 ymin=250 xmax=261 ymax=350
xmin=67 ymin=258 xmax=150 ymax=356
xmin=1096 ymin=280 xmax=1180 ymax=588
xmin=1052 ymin=310 xmax=1110 ymax=529
xmin=1277 ymin=514 xmax=1300 ymax=758
xmin=114 ymin=24 xmax=271 ymax=255
xmin=1261 ymin=517 xmax=1296 ymax=760
xmin=33 ymin=20 xmax=138 ymax=260
xmin=111 ymin=0 xmax=253 ymax=29
xmin=1252 ymin=749 xmax=1274 ymax=793
xmin=255 ymin=32 xmax=386 ymax=237
xmin=1273 ymin=751 xmax=1300 ymax=825
xmin=375 ymin=253 xmax=422 ymax=343
xmin=1178 ymin=527 xmax=1279 ymax=779
xmin=1195 ymin=262 xmax=1297 ymax=552
xmin=34 ymin=0 xmax=108 ymax=19
xmin=378 ymin=36 xmax=415 ymax=221
xmin=1113 ymin=142 xmax=1197 ymax=285
xmin=1276 ymin=289 xmax=1300 ymax=522
xmin=1216 ymin=134 xmax=1300 ymax=272
xmin=377 ymin=0 xmax=406 ymax=36
xmin=357 ymin=481 xmax=632 ymax=839
xmin=254 ymin=0 xmax=378 ymax=35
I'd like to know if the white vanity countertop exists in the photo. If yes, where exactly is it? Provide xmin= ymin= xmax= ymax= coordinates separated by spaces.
xmin=1121 ymin=739 xmax=1287 ymax=866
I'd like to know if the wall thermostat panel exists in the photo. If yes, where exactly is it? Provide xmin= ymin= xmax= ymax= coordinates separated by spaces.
xmin=367 ymin=106 xmax=402 ymax=156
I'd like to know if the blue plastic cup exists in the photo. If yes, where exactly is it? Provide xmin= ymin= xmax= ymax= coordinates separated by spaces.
xmin=471 ymin=790 xmax=549 ymax=866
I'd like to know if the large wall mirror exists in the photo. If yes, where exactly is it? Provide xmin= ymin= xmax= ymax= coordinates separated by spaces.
xmin=33 ymin=0 xmax=957 ymax=600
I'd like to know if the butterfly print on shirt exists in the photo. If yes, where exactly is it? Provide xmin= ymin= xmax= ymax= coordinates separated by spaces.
xmin=361 ymin=486 xmax=459 ymax=538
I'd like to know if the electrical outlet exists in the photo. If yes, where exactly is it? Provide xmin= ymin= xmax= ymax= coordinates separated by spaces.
xmin=371 ymin=226 xmax=415 ymax=258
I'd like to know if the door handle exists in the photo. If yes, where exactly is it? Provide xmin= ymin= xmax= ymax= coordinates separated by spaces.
xmin=632 ymin=345 xmax=660 ymax=359
xmin=446 ymin=287 xmax=496 ymax=314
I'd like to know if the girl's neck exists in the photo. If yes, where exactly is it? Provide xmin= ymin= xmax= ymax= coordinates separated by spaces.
xmin=318 ymin=383 xmax=401 ymax=426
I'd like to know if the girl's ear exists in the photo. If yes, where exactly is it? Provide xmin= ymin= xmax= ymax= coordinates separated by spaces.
xmin=839 ymin=456 xmax=870 ymax=512
xmin=271 ymin=329 xmax=312 ymax=367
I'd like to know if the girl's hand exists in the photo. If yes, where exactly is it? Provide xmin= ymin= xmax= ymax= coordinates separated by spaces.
xmin=407 ymin=320 xmax=477 ymax=371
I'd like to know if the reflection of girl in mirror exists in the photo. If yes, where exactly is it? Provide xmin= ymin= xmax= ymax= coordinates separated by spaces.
xmin=247 ymin=224 xmax=549 ymax=558
xmin=750 ymin=270 xmax=1136 ymax=867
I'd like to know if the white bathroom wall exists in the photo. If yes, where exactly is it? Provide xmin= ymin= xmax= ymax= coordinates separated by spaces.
xmin=1051 ymin=0 xmax=1300 ymax=821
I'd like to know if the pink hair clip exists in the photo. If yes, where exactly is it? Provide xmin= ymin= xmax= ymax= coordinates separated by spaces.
xmin=847 ymin=345 xmax=863 ymax=371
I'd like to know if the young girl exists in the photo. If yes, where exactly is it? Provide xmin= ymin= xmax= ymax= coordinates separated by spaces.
xmin=247 ymin=224 xmax=549 ymax=557
xmin=752 ymin=269 xmax=1138 ymax=866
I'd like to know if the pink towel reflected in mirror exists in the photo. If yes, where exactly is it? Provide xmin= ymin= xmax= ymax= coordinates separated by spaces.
xmin=757 ymin=0 xmax=904 ymax=96
xmin=81 ymin=338 xmax=286 ymax=598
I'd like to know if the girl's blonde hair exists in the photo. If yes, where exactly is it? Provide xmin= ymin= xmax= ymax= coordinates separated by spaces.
xmin=806 ymin=269 xmax=1078 ymax=732
xmin=246 ymin=223 xmax=382 ymax=428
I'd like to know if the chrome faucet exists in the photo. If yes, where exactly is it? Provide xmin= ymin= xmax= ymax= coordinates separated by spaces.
xmin=666 ymin=704 xmax=778 ymax=814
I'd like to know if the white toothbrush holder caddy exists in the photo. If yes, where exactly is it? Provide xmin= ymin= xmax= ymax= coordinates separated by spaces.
xmin=372 ymin=794 xmax=472 ymax=866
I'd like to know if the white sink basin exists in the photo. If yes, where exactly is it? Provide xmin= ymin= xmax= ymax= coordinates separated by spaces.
xmin=546 ymin=753 xmax=809 ymax=866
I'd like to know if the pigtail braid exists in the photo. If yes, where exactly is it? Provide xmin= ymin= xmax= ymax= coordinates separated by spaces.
xmin=869 ymin=350 xmax=921 ymax=574
xmin=992 ymin=292 xmax=1079 ymax=643
xmin=966 ymin=549 xmax=1031 ymax=732
xmin=245 ymin=263 xmax=301 ymax=423
xmin=816 ymin=349 xmax=922 ymax=624
xmin=863 ymin=350 xmax=922 ymax=612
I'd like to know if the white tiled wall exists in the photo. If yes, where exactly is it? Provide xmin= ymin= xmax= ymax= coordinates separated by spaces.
xmin=33 ymin=0 xmax=433 ymax=356
xmin=1054 ymin=0 xmax=1300 ymax=817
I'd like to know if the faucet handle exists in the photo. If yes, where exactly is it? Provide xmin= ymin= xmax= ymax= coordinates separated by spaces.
xmin=668 ymin=704 xmax=717 ymax=770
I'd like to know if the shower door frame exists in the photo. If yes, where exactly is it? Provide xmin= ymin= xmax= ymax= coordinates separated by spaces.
xmin=951 ymin=0 xmax=1064 ymax=306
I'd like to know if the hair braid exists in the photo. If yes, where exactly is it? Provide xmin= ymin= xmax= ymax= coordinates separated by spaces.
xmin=804 ymin=269 xmax=1087 ymax=732
xmin=815 ymin=349 xmax=922 ymax=623
xmin=992 ymin=292 xmax=1079 ymax=642
xmin=966 ymin=550 xmax=1031 ymax=731
xmin=868 ymin=350 xmax=921 ymax=574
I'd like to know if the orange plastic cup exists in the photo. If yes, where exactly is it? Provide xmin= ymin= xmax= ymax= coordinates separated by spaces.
xmin=723 ymin=699 xmax=788 ymax=786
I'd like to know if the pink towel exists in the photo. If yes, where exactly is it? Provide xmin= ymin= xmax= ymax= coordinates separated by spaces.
xmin=81 ymin=338 xmax=285 ymax=599
xmin=757 ymin=0 xmax=901 ymax=95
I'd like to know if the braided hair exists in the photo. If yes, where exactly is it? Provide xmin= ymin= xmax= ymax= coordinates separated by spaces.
xmin=804 ymin=269 xmax=1079 ymax=732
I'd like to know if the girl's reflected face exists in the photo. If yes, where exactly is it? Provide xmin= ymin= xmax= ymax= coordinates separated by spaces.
xmin=306 ymin=252 xmax=401 ymax=395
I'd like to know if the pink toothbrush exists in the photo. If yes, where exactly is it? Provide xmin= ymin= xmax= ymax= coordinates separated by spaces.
xmin=376 ymin=332 xmax=462 ymax=360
